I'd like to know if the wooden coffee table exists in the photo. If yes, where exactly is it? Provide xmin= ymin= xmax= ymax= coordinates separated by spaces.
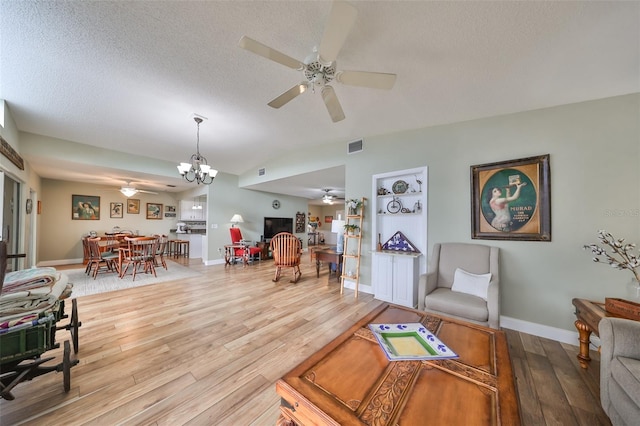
xmin=275 ymin=303 xmax=521 ymax=425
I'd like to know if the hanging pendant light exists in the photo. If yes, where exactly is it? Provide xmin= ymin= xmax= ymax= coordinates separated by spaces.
xmin=177 ymin=116 xmax=218 ymax=185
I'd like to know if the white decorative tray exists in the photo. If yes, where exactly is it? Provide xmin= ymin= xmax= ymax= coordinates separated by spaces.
xmin=368 ymin=323 xmax=459 ymax=361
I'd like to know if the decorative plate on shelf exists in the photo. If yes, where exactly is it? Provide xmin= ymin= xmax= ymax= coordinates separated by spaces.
xmin=392 ymin=180 xmax=408 ymax=194
xmin=368 ymin=323 xmax=458 ymax=361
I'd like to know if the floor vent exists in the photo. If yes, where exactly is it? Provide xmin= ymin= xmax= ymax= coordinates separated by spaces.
xmin=258 ymin=168 xmax=265 ymax=176
xmin=348 ymin=139 xmax=363 ymax=154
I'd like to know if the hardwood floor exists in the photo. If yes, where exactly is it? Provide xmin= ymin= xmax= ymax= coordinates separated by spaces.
xmin=1 ymin=255 xmax=610 ymax=425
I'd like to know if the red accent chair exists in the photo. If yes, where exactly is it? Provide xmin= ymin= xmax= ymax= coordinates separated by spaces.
xmin=229 ymin=227 xmax=261 ymax=263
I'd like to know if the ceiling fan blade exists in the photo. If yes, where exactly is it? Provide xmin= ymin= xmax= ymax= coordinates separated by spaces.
xmin=321 ymin=85 xmax=345 ymax=123
xmin=336 ymin=70 xmax=397 ymax=90
xmin=238 ymin=36 xmax=304 ymax=70
xmin=139 ymin=189 xmax=158 ymax=195
xmin=319 ymin=1 xmax=357 ymax=64
xmin=268 ymin=83 xmax=308 ymax=109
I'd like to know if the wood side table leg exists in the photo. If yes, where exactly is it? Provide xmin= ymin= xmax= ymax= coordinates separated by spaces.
xmin=575 ymin=319 xmax=592 ymax=368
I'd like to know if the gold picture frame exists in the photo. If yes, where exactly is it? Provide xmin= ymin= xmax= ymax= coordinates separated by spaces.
xmin=127 ymin=199 xmax=140 ymax=214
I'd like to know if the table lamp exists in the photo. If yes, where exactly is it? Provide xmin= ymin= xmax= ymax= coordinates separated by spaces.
xmin=331 ymin=217 xmax=345 ymax=253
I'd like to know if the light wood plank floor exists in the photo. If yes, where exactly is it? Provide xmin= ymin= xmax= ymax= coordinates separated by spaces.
xmin=1 ymin=255 xmax=610 ymax=425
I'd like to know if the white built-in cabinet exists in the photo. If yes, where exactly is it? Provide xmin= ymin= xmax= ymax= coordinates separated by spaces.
xmin=371 ymin=166 xmax=427 ymax=308
xmin=372 ymin=252 xmax=420 ymax=308
xmin=179 ymin=200 xmax=206 ymax=221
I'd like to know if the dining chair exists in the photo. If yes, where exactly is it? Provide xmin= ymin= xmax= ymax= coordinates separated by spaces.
xmin=87 ymin=237 xmax=119 ymax=279
xmin=119 ymin=236 xmax=158 ymax=281
xmin=153 ymin=234 xmax=168 ymax=270
xmin=270 ymin=232 xmax=302 ymax=283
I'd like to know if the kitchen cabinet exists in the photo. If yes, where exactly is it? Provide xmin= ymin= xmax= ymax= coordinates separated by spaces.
xmin=372 ymin=252 xmax=420 ymax=308
xmin=180 ymin=200 xmax=206 ymax=221
xmin=187 ymin=234 xmax=203 ymax=259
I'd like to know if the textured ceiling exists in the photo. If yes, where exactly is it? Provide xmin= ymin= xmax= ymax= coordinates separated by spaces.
xmin=1 ymin=1 xmax=638 ymax=200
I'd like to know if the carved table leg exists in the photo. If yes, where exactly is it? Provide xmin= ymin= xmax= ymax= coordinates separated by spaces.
xmin=575 ymin=319 xmax=592 ymax=368
xmin=276 ymin=413 xmax=297 ymax=426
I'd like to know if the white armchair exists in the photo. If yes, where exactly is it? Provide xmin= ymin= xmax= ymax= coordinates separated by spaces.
xmin=418 ymin=243 xmax=500 ymax=329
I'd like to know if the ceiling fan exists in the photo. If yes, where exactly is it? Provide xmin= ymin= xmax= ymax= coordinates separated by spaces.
xmin=238 ymin=1 xmax=397 ymax=123
xmin=118 ymin=182 xmax=158 ymax=198
xmin=321 ymin=188 xmax=344 ymax=204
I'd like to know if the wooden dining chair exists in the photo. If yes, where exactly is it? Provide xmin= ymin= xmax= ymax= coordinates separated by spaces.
xmin=153 ymin=234 xmax=168 ymax=270
xmin=270 ymin=232 xmax=302 ymax=283
xmin=119 ymin=236 xmax=158 ymax=281
xmin=87 ymin=237 xmax=118 ymax=279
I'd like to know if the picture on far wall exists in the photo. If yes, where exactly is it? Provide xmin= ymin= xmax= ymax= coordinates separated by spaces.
xmin=110 ymin=202 xmax=123 ymax=218
xmin=325 ymin=215 xmax=333 ymax=224
xmin=127 ymin=199 xmax=140 ymax=214
xmin=146 ymin=203 xmax=163 ymax=220
xmin=72 ymin=194 xmax=100 ymax=220
xmin=471 ymin=154 xmax=551 ymax=241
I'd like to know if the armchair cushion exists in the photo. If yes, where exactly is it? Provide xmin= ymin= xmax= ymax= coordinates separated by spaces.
xmin=424 ymin=287 xmax=489 ymax=323
xmin=451 ymin=268 xmax=492 ymax=301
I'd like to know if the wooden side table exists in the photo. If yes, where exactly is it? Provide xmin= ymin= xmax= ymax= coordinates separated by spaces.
xmin=256 ymin=241 xmax=271 ymax=260
xmin=572 ymin=298 xmax=607 ymax=368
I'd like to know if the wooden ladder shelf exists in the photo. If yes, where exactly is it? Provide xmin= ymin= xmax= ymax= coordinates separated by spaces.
xmin=341 ymin=197 xmax=365 ymax=298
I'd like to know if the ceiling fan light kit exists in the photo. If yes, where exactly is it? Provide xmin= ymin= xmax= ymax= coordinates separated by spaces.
xmin=120 ymin=187 xmax=138 ymax=197
xmin=177 ymin=116 xmax=218 ymax=185
xmin=238 ymin=0 xmax=396 ymax=123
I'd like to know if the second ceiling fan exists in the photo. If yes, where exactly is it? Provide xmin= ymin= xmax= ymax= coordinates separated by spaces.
xmin=238 ymin=1 xmax=397 ymax=123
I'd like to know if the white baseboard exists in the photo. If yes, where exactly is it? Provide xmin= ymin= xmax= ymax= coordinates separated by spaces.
xmin=38 ymin=258 xmax=83 ymax=267
xmin=500 ymin=315 xmax=600 ymax=348
xmin=341 ymin=279 xmax=373 ymax=295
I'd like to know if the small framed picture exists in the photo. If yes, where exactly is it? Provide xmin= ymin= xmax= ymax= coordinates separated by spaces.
xmin=127 ymin=199 xmax=140 ymax=214
xmin=72 ymin=195 xmax=100 ymax=220
xmin=110 ymin=202 xmax=124 ymax=218
xmin=146 ymin=203 xmax=163 ymax=220
xmin=325 ymin=215 xmax=333 ymax=223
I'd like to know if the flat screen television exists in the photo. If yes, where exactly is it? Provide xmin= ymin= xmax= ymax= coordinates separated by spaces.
xmin=263 ymin=217 xmax=293 ymax=240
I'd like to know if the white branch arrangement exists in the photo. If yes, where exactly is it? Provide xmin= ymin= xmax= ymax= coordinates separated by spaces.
xmin=584 ymin=230 xmax=640 ymax=282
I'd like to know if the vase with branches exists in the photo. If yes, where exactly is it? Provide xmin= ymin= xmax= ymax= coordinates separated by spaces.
xmin=583 ymin=230 xmax=640 ymax=283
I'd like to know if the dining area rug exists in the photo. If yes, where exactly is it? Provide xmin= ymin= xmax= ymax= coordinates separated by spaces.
xmin=64 ymin=260 xmax=202 ymax=298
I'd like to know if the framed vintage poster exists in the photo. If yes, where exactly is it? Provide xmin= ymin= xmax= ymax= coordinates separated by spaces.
xmin=471 ymin=154 xmax=550 ymax=241
xmin=110 ymin=202 xmax=124 ymax=218
xmin=72 ymin=195 xmax=100 ymax=220
xmin=146 ymin=203 xmax=163 ymax=219
xmin=324 ymin=215 xmax=333 ymax=224
xmin=127 ymin=199 xmax=140 ymax=214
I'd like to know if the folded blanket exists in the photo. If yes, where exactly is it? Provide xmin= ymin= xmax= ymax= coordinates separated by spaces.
xmin=2 ymin=267 xmax=60 ymax=295
xmin=0 ymin=274 xmax=70 ymax=315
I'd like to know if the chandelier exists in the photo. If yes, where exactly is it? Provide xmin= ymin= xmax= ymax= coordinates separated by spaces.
xmin=177 ymin=116 xmax=218 ymax=185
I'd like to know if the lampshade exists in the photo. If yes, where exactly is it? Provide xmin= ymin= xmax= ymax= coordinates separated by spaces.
xmin=331 ymin=219 xmax=345 ymax=234
xmin=331 ymin=219 xmax=346 ymax=254
xmin=230 ymin=214 xmax=244 ymax=226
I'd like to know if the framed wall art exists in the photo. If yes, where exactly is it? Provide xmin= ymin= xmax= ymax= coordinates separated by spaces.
xmin=471 ymin=154 xmax=551 ymax=241
xmin=72 ymin=195 xmax=100 ymax=220
xmin=127 ymin=199 xmax=140 ymax=214
xmin=110 ymin=202 xmax=124 ymax=218
xmin=146 ymin=203 xmax=163 ymax=220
